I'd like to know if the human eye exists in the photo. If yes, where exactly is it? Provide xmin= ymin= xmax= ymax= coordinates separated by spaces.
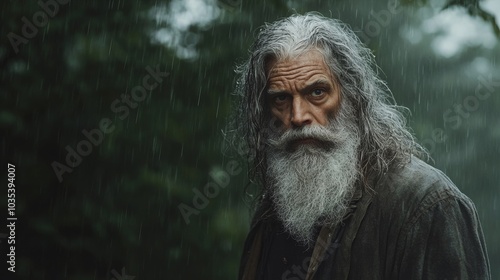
xmin=310 ymin=88 xmax=325 ymax=97
xmin=272 ymin=94 xmax=288 ymax=105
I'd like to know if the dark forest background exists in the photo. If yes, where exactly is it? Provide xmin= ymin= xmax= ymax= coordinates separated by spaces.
xmin=1 ymin=0 xmax=499 ymax=279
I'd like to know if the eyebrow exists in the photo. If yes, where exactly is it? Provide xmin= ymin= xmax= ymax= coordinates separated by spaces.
xmin=266 ymin=79 xmax=332 ymax=96
xmin=266 ymin=89 xmax=286 ymax=96
xmin=300 ymin=79 xmax=332 ymax=94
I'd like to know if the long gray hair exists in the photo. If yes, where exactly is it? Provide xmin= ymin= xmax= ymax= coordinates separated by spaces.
xmin=228 ymin=12 xmax=427 ymax=190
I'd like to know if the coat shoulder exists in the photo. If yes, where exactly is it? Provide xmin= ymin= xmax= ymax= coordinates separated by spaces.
xmin=373 ymin=156 xmax=469 ymax=208
xmin=367 ymin=156 xmax=476 ymax=229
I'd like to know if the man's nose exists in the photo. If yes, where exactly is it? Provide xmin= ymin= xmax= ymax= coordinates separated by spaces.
xmin=291 ymin=97 xmax=313 ymax=127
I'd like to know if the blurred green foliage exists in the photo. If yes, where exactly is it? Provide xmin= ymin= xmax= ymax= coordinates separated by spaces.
xmin=0 ymin=0 xmax=498 ymax=279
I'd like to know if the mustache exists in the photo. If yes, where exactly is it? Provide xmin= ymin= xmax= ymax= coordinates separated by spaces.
xmin=267 ymin=125 xmax=339 ymax=151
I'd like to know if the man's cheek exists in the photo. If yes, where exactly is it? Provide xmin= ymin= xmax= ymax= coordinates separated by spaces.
xmin=268 ymin=115 xmax=285 ymax=133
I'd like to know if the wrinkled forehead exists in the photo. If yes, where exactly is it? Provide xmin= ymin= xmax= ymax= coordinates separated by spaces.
xmin=264 ymin=48 xmax=338 ymax=89
xmin=264 ymin=47 xmax=328 ymax=73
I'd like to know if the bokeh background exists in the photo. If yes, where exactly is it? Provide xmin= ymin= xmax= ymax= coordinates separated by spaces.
xmin=1 ymin=0 xmax=499 ymax=279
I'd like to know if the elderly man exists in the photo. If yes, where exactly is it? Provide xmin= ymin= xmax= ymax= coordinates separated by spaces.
xmin=233 ymin=13 xmax=490 ymax=279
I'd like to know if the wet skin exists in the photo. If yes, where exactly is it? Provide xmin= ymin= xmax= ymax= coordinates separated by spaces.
xmin=266 ymin=50 xmax=341 ymax=146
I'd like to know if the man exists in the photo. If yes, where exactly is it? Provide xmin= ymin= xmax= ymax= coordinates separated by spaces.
xmin=232 ymin=13 xmax=491 ymax=279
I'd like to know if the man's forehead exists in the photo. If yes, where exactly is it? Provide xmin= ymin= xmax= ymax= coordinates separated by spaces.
xmin=265 ymin=50 xmax=336 ymax=89
xmin=266 ymin=49 xmax=327 ymax=71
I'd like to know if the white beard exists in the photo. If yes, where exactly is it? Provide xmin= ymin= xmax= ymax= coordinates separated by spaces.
xmin=266 ymin=107 xmax=361 ymax=246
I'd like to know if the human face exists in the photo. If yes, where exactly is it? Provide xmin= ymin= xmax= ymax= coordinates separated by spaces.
xmin=266 ymin=50 xmax=341 ymax=131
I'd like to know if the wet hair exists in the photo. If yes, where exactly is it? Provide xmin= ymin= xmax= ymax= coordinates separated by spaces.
xmin=228 ymin=12 xmax=427 ymax=189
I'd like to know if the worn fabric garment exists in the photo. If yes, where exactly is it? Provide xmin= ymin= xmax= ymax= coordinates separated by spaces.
xmin=239 ymin=157 xmax=491 ymax=279
xmin=258 ymin=221 xmax=318 ymax=279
